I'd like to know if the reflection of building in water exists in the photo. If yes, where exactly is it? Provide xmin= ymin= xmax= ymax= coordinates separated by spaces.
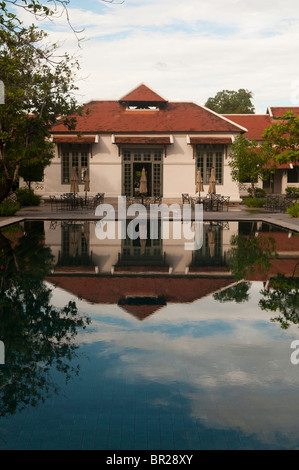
xmin=114 ymin=220 xmax=169 ymax=273
xmin=44 ymin=219 xmax=299 ymax=320
xmin=188 ymin=222 xmax=230 ymax=273
xmin=48 ymin=222 xmax=94 ymax=273
xmin=239 ymin=221 xmax=299 ymax=280
xmin=45 ymin=220 xmax=237 ymax=275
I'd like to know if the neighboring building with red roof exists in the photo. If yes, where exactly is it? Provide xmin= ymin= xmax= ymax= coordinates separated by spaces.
xmin=223 ymin=111 xmax=299 ymax=195
xmin=222 ymin=114 xmax=273 ymax=141
xmin=267 ymin=106 xmax=299 ymax=119
xmin=26 ymin=84 xmax=298 ymax=200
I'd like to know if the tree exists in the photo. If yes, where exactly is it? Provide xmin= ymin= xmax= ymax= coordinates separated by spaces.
xmin=213 ymin=281 xmax=251 ymax=304
xmin=227 ymin=233 xmax=277 ymax=281
xmin=205 ymin=89 xmax=255 ymax=114
xmin=262 ymin=111 xmax=299 ymax=166
xmin=259 ymin=273 xmax=299 ymax=330
xmin=229 ymin=134 xmax=273 ymax=198
xmin=0 ymin=221 xmax=90 ymax=416
xmin=0 ymin=17 xmax=81 ymax=203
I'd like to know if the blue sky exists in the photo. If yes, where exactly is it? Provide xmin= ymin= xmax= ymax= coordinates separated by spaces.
xmin=16 ymin=0 xmax=299 ymax=112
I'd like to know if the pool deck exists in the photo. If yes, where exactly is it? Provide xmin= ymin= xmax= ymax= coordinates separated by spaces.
xmin=1 ymin=199 xmax=299 ymax=233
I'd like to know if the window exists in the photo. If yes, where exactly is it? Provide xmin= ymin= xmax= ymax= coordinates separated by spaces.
xmin=61 ymin=144 xmax=89 ymax=184
xmin=196 ymin=144 xmax=224 ymax=184
xmin=287 ymin=167 xmax=299 ymax=183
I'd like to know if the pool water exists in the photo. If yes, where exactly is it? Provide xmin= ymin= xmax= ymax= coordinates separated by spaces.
xmin=0 ymin=219 xmax=299 ymax=450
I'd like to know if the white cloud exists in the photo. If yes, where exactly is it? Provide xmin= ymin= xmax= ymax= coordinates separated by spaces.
xmin=11 ymin=0 xmax=299 ymax=110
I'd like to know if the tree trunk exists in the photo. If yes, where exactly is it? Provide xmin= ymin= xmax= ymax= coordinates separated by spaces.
xmin=0 ymin=179 xmax=13 ymax=204
xmin=251 ymin=182 xmax=256 ymax=199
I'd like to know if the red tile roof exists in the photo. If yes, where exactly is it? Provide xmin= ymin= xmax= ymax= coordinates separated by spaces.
xmin=189 ymin=137 xmax=232 ymax=144
xmin=222 ymin=114 xmax=273 ymax=140
xmin=52 ymin=100 xmax=245 ymax=134
xmin=53 ymin=135 xmax=97 ymax=144
xmin=119 ymin=83 xmax=167 ymax=103
xmin=45 ymin=275 xmax=234 ymax=309
xmin=114 ymin=136 xmax=172 ymax=145
xmin=267 ymin=107 xmax=299 ymax=118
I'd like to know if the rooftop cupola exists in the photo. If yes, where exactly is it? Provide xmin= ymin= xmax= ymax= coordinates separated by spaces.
xmin=119 ymin=83 xmax=168 ymax=110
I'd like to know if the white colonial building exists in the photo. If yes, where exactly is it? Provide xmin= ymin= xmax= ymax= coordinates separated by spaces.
xmin=41 ymin=84 xmax=249 ymax=202
xmin=24 ymin=84 xmax=299 ymax=201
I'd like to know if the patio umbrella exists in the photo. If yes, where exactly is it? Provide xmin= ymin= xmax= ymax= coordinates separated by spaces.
xmin=208 ymin=168 xmax=216 ymax=194
xmin=70 ymin=228 xmax=79 ymax=257
xmin=70 ymin=167 xmax=79 ymax=194
xmin=139 ymin=221 xmax=147 ymax=255
xmin=83 ymin=221 xmax=90 ymax=244
xmin=195 ymin=169 xmax=204 ymax=194
xmin=208 ymin=229 xmax=215 ymax=257
xmin=84 ymin=169 xmax=90 ymax=202
xmin=139 ymin=167 xmax=148 ymax=195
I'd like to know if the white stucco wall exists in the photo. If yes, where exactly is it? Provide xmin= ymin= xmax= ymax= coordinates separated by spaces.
xmin=40 ymin=133 xmax=242 ymax=202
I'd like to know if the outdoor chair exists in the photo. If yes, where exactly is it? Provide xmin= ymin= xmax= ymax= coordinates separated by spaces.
xmin=203 ymin=194 xmax=220 ymax=211
xmin=218 ymin=196 xmax=230 ymax=211
xmin=91 ymin=192 xmax=105 ymax=209
xmin=182 ymin=193 xmax=190 ymax=204
xmin=153 ymin=195 xmax=162 ymax=204
xmin=49 ymin=195 xmax=59 ymax=211
xmin=60 ymin=193 xmax=73 ymax=210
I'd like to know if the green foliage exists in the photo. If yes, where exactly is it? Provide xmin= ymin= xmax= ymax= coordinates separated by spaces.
xmin=243 ymin=197 xmax=266 ymax=208
xmin=229 ymin=135 xmax=273 ymax=197
xmin=0 ymin=8 xmax=82 ymax=203
xmin=228 ymin=234 xmax=277 ymax=281
xmin=15 ymin=188 xmax=41 ymax=206
xmin=19 ymin=161 xmax=44 ymax=188
xmin=247 ymin=187 xmax=266 ymax=198
xmin=205 ymin=89 xmax=255 ymax=114
xmin=285 ymin=186 xmax=299 ymax=198
xmin=213 ymin=282 xmax=251 ymax=303
xmin=0 ymin=221 xmax=90 ymax=416
xmin=262 ymin=111 xmax=299 ymax=165
xmin=0 ymin=199 xmax=20 ymax=216
xmin=259 ymin=274 xmax=299 ymax=329
xmin=287 ymin=203 xmax=299 ymax=218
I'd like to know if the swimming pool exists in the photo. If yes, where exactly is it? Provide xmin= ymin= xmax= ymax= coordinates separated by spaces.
xmin=0 ymin=219 xmax=299 ymax=450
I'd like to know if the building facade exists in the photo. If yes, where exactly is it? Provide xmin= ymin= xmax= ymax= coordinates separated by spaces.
xmin=25 ymin=85 xmax=299 ymax=201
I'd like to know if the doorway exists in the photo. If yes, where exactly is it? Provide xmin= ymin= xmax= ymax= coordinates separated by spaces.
xmin=122 ymin=148 xmax=163 ymax=197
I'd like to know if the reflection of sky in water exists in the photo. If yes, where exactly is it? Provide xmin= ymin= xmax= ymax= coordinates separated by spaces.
xmin=42 ymin=281 xmax=299 ymax=449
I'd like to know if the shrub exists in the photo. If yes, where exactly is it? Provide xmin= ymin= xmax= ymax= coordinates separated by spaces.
xmin=287 ymin=203 xmax=299 ymax=218
xmin=243 ymin=197 xmax=266 ymax=208
xmin=15 ymin=188 xmax=41 ymax=206
xmin=247 ymin=187 xmax=267 ymax=198
xmin=285 ymin=187 xmax=299 ymax=198
xmin=0 ymin=199 xmax=20 ymax=216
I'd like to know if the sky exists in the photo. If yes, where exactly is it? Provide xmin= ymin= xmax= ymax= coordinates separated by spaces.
xmin=16 ymin=0 xmax=299 ymax=113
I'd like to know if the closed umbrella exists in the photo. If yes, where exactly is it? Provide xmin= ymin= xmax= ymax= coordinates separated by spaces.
xmin=83 ymin=221 xmax=90 ymax=244
xmin=139 ymin=221 xmax=147 ymax=255
xmin=139 ymin=167 xmax=148 ymax=195
xmin=208 ymin=168 xmax=216 ymax=194
xmin=70 ymin=228 xmax=79 ymax=257
xmin=70 ymin=167 xmax=79 ymax=194
xmin=208 ymin=229 xmax=215 ymax=257
xmin=195 ymin=169 xmax=204 ymax=194
xmin=84 ymin=169 xmax=90 ymax=203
